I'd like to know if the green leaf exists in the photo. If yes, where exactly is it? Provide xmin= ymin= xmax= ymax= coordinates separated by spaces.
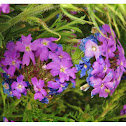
xmin=0 ymin=33 xmax=4 ymax=48
xmin=0 ymin=67 xmax=5 ymax=73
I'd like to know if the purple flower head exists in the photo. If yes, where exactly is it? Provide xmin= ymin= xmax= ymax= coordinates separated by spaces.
xmin=11 ymin=75 xmax=28 ymax=99
xmin=99 ymin=35 xmax=116 ymax=58
xmin=117 ymin=56 xmax=126 ymax=72
xmin=96 ymin=24 xmax=116 ymax=42
xmin=91 ymin=57 xmax=109 ymax=78
xmin=80 ymin=35 xmax=97 ymax=52
xmin=114 ymin=66 xmax=123 ymax=89
xmin=120 ymin=105 xmax=126 ymax=116
xmin=31 ymin=77 xmax=47 ymax=101
xmin=0 ymin=4 xmax=10 ymax=15
xmin=2 ymin=51 xmax=21 ymax=77
xmin=3 ymin=117 xmax=9 ymax=122
xmin=90 ymin=70 xmax=114 ymax=98
xmin=4 ymin=41 xmax=20 ymax=57
xmin=117 ymin=39 xmax=125 ymax=58
xmin=46 ymin=60 xmax=77 ymax=83
xmin=16 ymin=34 xmax=39 ymax=66
xmin=85 ymin=40 xmax=101 ymax=59
xmin=102 ymin=24 xmax=116 ymax=38
xmin=35 ymin=37 xmax=58 ymax=61
xmin=49 ymin=46 xmax=72 ymax=62
xmin=48 ymin=78 xmax=68 ymax=93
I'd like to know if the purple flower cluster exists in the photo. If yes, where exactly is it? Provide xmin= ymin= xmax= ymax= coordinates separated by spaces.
xmin=0 ymin=34 xmax=77 ymax=103
xmin=76 ymin=24 xmax=126 ymax=98
xmin=0 ymin=4 xmax=10 ymax=15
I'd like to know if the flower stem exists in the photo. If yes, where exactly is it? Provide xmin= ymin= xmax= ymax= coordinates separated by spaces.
xmin=0 ymin=83 xmax=6 ymax=116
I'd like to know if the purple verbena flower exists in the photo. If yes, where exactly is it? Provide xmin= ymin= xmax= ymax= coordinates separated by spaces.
xmin=49 ymin=46 xmax=72 ymax=62
xmin=117 ymin=55 xmax=126 ymax=72
xmin=85 ymin=40 xmax=101 ymax=59
xmin=16 ymin=34 xmax=39 ymax=66
xmin=3 ymin=117 xmax=14 ymax=122
xmin=35 ymin=37 xmax=58 ymax=61
xmin=31 ymin=77 xmax=47 ymax=101
xmin=80 ymin=35 xmax=97 ymax=52
xmin=120 ymin=105 xmax=126 ymax=116
xmin=11 ymin=75 xmax=28 ymax=99
xmin=48 ymin=78 xmax=68 ymax=93
xmin=3 ymin=117 xmax=9 ymax=122
xmin=4 ymin=41 xmax=20 ymax=57
xmin=46 ymin=60 xmax=77 ymax=83
xmin=91 ymin=57 xmax=109 ymax=78
xmin=2 ymin=51 xmax=21 ymax=76
xmin=0 ymin=4 xmax=10 ymax=15
xmin=90 ymin=71 xmax=114 ymax=98
xmin=102 ymin=24 xmax=116 ymax=38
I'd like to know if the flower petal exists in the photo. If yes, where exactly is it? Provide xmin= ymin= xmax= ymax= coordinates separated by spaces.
xmin=15 ymin=41 xmax=25 ymax=52
xmin=31 ymin=77 xmax=38 ymax=86
xmin=22 ymin=52 xmax=30 ymax=66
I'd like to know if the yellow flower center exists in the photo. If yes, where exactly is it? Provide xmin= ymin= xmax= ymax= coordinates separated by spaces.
xmin=101 ymin=83 xmax=104 ymax=88
xmin=38 ymin=88 xmax=41 ymax=91
xmin=120 ymin=61 xmax=123 ymax=66
xmin=84 ymin=64 xmax=87 ymax=68
xmin=113 ymin=80 xmax=115 ymax=84
xmin=18 ymin=84 xmax=22 ymax=88
xmin=26 ymin=46 xmax=31 ymax=51
xmin=59 ymin=55 xmax=63 ymax=59
xmin=61 ymin=84 xmax=65 ymax=87
xmin=104 ymin=66 xmax=106 ymax=71
xmin=118 ymin=76 xmax=121 ymax=81
xmin=92 ymin=46 xmax=97 ymax=51
xmin=60 ymin=67 xmax=66 ymax=72
xmin=12 ymin=61 xmax=16 ymax=65
xmin=43 ymin=41 xmax=48 ymax=46
xmin=104 ymin=89 xmax=110 ymax=93
xmin=3 ymin=83 xmax=9 ymax=89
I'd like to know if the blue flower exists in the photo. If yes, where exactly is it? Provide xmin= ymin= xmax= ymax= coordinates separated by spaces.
xmin=75 ymin=58 xmax=91 ymax=78
xmin=86 ymin=68 xmax=94 ymax=87
xmin=2 ymin=81 xmax=13 ymax=97
xmin=48 ymin=88 xmax=59 ymax=95
xmin=3 ymin=73 xmax=10 ymax=79
xmin=41 ymin=97 xmax=49 ymax=104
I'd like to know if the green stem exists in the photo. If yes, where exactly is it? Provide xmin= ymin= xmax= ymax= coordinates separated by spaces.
xmin=44 ymin=9 xmax=61 ymax=22
xmin=60 ymin=5 xmax=93 ymax=25
xmin=26 ymin=16 xmax=61 ymax=41
xmin=3 ymin=98 xmax=22 ymax=116
xmin=0 ymin=4 xmax=58 ymax=33
xmin=0 ymin=83 xmax=6 ymax=116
